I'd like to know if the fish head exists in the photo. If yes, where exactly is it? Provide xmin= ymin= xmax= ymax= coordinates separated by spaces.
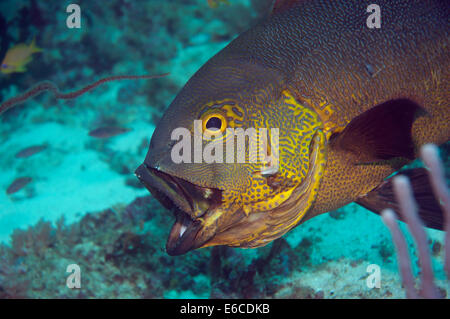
xmin=0 ymin=63 xmax=13 ymax=74
xmin=136 ymin=57 xmax=327 ymax=255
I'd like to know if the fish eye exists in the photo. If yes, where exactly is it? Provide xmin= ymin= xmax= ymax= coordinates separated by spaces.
xmin=1 ymin=64 xmax=7 ymax=69
xmin=202 ymin=113 xmax=227 ymax=135
xmin=206 ymin=117 xmax=222 ymax=130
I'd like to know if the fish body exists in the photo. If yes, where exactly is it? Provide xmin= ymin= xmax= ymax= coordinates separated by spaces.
xmin=6 ymin=177 xmax=32 ymax=195
xmin=1 ymin=37 xmax=42 ymax=74
xmin=88 ymin=126 xmax=130 ymax=138
xmin=136 ymin=0 xmax=449 ymax=255
xmin=15 ymin=145 xmax=47 ymax=158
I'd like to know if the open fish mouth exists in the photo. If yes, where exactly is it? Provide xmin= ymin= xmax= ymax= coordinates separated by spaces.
xmin=135 ymin=163 xmax=222 ymax=255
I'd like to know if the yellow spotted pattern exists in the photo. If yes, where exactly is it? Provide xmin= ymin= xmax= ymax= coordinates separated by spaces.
xmin=220 ymin=89 xmax=324 ymax=214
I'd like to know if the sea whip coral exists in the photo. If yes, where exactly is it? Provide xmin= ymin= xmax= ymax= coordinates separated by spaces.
xmin=381 ymin=144 xmax=450 ymax=298
xmin=0 ymin=74 xmax=168 ymax=115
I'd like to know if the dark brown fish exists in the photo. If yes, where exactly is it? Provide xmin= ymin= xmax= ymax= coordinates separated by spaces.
xmin=15 ymin=145 xmax=47 ymax=158
xmin=88 ymin=126 xmax=130 ymax=138
xmin=135 ymin=0 xmax=449 ymax=255
xmin=7 ymin=177 xmax=32 ymax=194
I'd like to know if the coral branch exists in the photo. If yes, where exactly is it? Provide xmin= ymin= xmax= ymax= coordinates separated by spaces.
xmin=0 ymin=73 xmax=169 ymax=115
xmin=421 ymin=144 xmax=450 ymax=279
xmin=393 ymin=175 xmax=439 ymax=298
xmin=381 ymin=208 xmax=419 ymax=298
xmin=381 ymin=143 xmax=449 ymax=298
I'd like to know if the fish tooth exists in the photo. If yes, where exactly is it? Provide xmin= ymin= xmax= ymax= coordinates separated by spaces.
xmin=179 ymin=225 xmax=187 ymax=238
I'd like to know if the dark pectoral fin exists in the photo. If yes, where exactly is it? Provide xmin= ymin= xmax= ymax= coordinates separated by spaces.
xmin=356 ymin=168 xmax=444 ymax=230
xmin=330 ymin=99 xmax=424 ymax=163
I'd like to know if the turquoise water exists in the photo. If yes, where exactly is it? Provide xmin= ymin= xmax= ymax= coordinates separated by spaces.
xmin=0 ymin=0 xmax=448 ymax=299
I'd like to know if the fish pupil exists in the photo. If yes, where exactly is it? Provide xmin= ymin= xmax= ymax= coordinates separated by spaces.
xmin=206 ymin=117 xmax=222 ymax=130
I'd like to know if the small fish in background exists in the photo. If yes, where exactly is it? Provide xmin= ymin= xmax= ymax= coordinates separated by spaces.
xmin=1 ymin=37 xmax=42 ymax=74
xmin=207 ymin=0 xmax=230 ymax=9
xmin=15 ymin=145 xmax=47 ymax=158
xmin=88 ymin=126 xmax=130 ymax=139
xmin=6 ymin=177 xmax=32 ymax=195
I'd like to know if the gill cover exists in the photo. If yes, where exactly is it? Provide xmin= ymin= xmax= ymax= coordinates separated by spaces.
xmin=201 ymin=90 xmax=326 ymax=247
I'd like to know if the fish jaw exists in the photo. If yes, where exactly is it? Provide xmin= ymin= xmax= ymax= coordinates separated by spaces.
xmin=135 ymin=163 xmax=227 ymax=255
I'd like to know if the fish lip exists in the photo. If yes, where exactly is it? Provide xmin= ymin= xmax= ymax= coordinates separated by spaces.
xmin=135 ymin=163 xmax=221 ymax=255
xmin=165 ymin=207 xmax=203 ymax=256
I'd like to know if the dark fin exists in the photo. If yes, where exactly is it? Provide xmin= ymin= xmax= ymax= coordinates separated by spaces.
xmin=330 ymin=99 xmax=423 ymax=163
xmin=356 ymin=168 xmax=444 ymax=230
xmin=270 ymin=0 xmax=302 ymax=16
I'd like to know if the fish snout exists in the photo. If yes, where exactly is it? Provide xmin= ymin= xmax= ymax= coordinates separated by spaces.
xmin=134 ymin=162 xmax=222 ymax=255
